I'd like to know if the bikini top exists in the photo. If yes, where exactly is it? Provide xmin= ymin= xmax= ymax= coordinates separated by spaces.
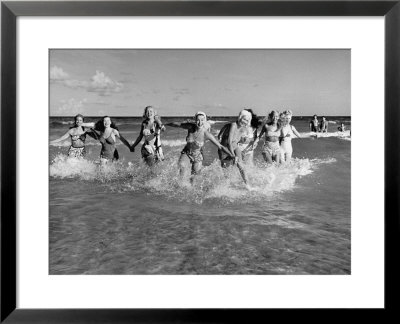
xmin=265 ymin=125 xmax=280 ymax=139
xmin=70 ymin=133 xmax=86 ymax=143
xmin=186 ymin=127 xmax=204 ymax=149
xmin=143 ymin=121 xmax=159 ymax=144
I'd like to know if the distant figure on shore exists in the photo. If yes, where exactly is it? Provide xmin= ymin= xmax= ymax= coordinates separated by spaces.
xmin=167 ymin=112 xmax=233 ymax=182
xmin=131 ymin=106 xmax=165 ymax=166
xmin=309 ymin=114 xmax=319 ymax=132
xmin=50 ymin=114 xmax=89 ymax=158
xmin=319 ymin=116 xmax=328 ymax=133
xmin=280 ymin=110 xmax=301 ymax=162
xmin=258 ymin=110 xmax=281 ymax=164
xmin=338 ymin=123 xmax=346 ymax=132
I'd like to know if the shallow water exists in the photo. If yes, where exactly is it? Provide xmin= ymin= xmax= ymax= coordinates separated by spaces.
xmin=49 ymin=116 xmax=351 ymax=274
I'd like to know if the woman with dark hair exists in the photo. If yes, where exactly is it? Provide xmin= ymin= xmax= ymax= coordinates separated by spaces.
xmin=86 ymin=116 xmax=131 ymax=162
xmin=130 ymin=106 xmax=165 ymax=166
xmin=167 ymin=111 xmax=233 ymax=180
xmin=50 ymin=114 xmax=89 ymax=158
xmin=258 ymin=110 xmax=282 ymax=164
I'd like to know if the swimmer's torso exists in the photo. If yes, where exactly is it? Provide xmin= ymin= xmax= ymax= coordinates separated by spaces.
xmin=70 ymin=128 xmax=86 ymax=148
xmin=264 ymin=124 xmax=280 ymax=142
xmin=185 ymin=125 xmax=205 ymax=151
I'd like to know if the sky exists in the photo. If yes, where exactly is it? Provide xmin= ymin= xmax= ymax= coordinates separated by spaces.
xmin=50 ymin=49 xmax=350 ymax=117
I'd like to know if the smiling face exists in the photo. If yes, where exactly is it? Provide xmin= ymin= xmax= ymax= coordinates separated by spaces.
xmin=75 ymin=116 xmax=83 ymax=126
xmin=239 ymin=115 xmax=251 ymax=127
xmin=271 ymin=112 xmax=279 ymax=124
xmin=196 ymin=114 xmax=206 ymax=127
xmin=145 ymin=107 xmax=155 ymax=119
xmin=103 ymin=117 xmax=112 ymax=128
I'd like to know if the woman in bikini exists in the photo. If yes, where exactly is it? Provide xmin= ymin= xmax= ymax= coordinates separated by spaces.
xmin=279 ymin=110 xmax=301 ymax=162
xmin=50 ymin=114 xmax=89 ymax=158
xmin=130 ymin=106 xmax=165 ymax=166
xmin=258 ymin=110 xmax=281 ymax=164
xmin=167 ymin=111 xmax=233 ymax=180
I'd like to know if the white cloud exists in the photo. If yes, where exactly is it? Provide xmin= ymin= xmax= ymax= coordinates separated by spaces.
xmin=52 ymin=70 xmax=123 ymax=96
xmin=56 ymin=98 xmax=87 ymax=115
xmin=50 ymin=66 xmax=69 ymax=80
xmin=88 ymin=70 xmax=124 ymax=95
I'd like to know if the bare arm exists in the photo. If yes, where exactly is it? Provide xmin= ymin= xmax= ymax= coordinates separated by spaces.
xmin=130 ymin=124 xmax=144 ymax=151
xmin=228 ymin=123 xmax=237 ymax=156
xmin=81 ymin=122 xmax=95 ymax=127
xmin=258 ymin=125 xmax=266 ymax=140
xmin=205 ymin=130 xmax=233 ymax=157
xmin=50 ymin=130 xmax=71 ymax=144
xmin=114 ymin=129 xmax=131 ymax=149
xmin=292 ymin=126 xmax=301 ymax=138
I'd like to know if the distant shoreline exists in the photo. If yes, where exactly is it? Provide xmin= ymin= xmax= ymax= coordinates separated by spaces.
xmin=49 ymin=115 xmax=352 ymax=119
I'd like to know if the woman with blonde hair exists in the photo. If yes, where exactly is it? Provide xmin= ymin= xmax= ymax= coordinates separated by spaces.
xmin=131 ymin=106 xmax=165 ymax=166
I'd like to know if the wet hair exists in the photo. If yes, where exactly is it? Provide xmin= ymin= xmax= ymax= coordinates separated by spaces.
xmin=93 ymin=116 xmax=119 ymax=132
xmin=244 ymin=108 xmax=259 ymax=129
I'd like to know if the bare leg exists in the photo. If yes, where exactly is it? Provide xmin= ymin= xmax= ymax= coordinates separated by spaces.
xmin=272 ymin=153 xmax=281 ymax=164
xmin=262 ymin=151 xmax=273 ymax=164
xmin=144 ymin=155 xmax=155 ymax=167
xmin=234 ymin=148 xmax=249 ymax=185
xmin=190 ymin=161 xmax=202 ymax=184
xmin=178 ymin=153 xmax=187 ymax=177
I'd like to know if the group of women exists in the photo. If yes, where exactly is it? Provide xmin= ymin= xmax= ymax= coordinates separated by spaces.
xmin=50 ymin=106 xmax=301 ymax=188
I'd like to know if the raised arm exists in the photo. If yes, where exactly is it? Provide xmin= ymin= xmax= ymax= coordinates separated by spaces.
xmin=50 ymin=130 xmax=71 ymax=144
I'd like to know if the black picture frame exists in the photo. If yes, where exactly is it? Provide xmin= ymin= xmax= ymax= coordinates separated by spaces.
xmin=1 ymin=0 xmax=399 ymax=322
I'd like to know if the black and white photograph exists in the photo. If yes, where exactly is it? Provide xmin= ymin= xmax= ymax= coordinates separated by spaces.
xmin=49 ymin=49 xmax=351 ymax=275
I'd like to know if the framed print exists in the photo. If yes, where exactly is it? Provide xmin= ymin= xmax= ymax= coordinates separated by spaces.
xmin=1 ymin=0 xmax=399 ymax=322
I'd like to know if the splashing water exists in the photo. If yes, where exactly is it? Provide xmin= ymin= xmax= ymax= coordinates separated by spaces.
xmin=49 ymin=152 xmax=335 ymax=204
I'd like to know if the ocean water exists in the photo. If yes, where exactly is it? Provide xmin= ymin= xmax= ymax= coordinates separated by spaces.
xmin=49 ymin=116 xmax=351 ymax=275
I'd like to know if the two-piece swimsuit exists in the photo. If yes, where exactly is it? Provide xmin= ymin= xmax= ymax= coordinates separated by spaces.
xmin=141 ymin=121 xmax=164 ymax=161
xmin=262 ymin=127 xmax=281 ymax=156
xmin=181 ymin=127 xmax=204 ymax=163
xmin=68 ymin=133 xmax=86 ymax=158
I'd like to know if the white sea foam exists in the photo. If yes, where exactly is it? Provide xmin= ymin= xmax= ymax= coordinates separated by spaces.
xmin=299 ymin=130 xmax=351 ymax=139
xmin=49 ymin=151 xmax=334 ymax=204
